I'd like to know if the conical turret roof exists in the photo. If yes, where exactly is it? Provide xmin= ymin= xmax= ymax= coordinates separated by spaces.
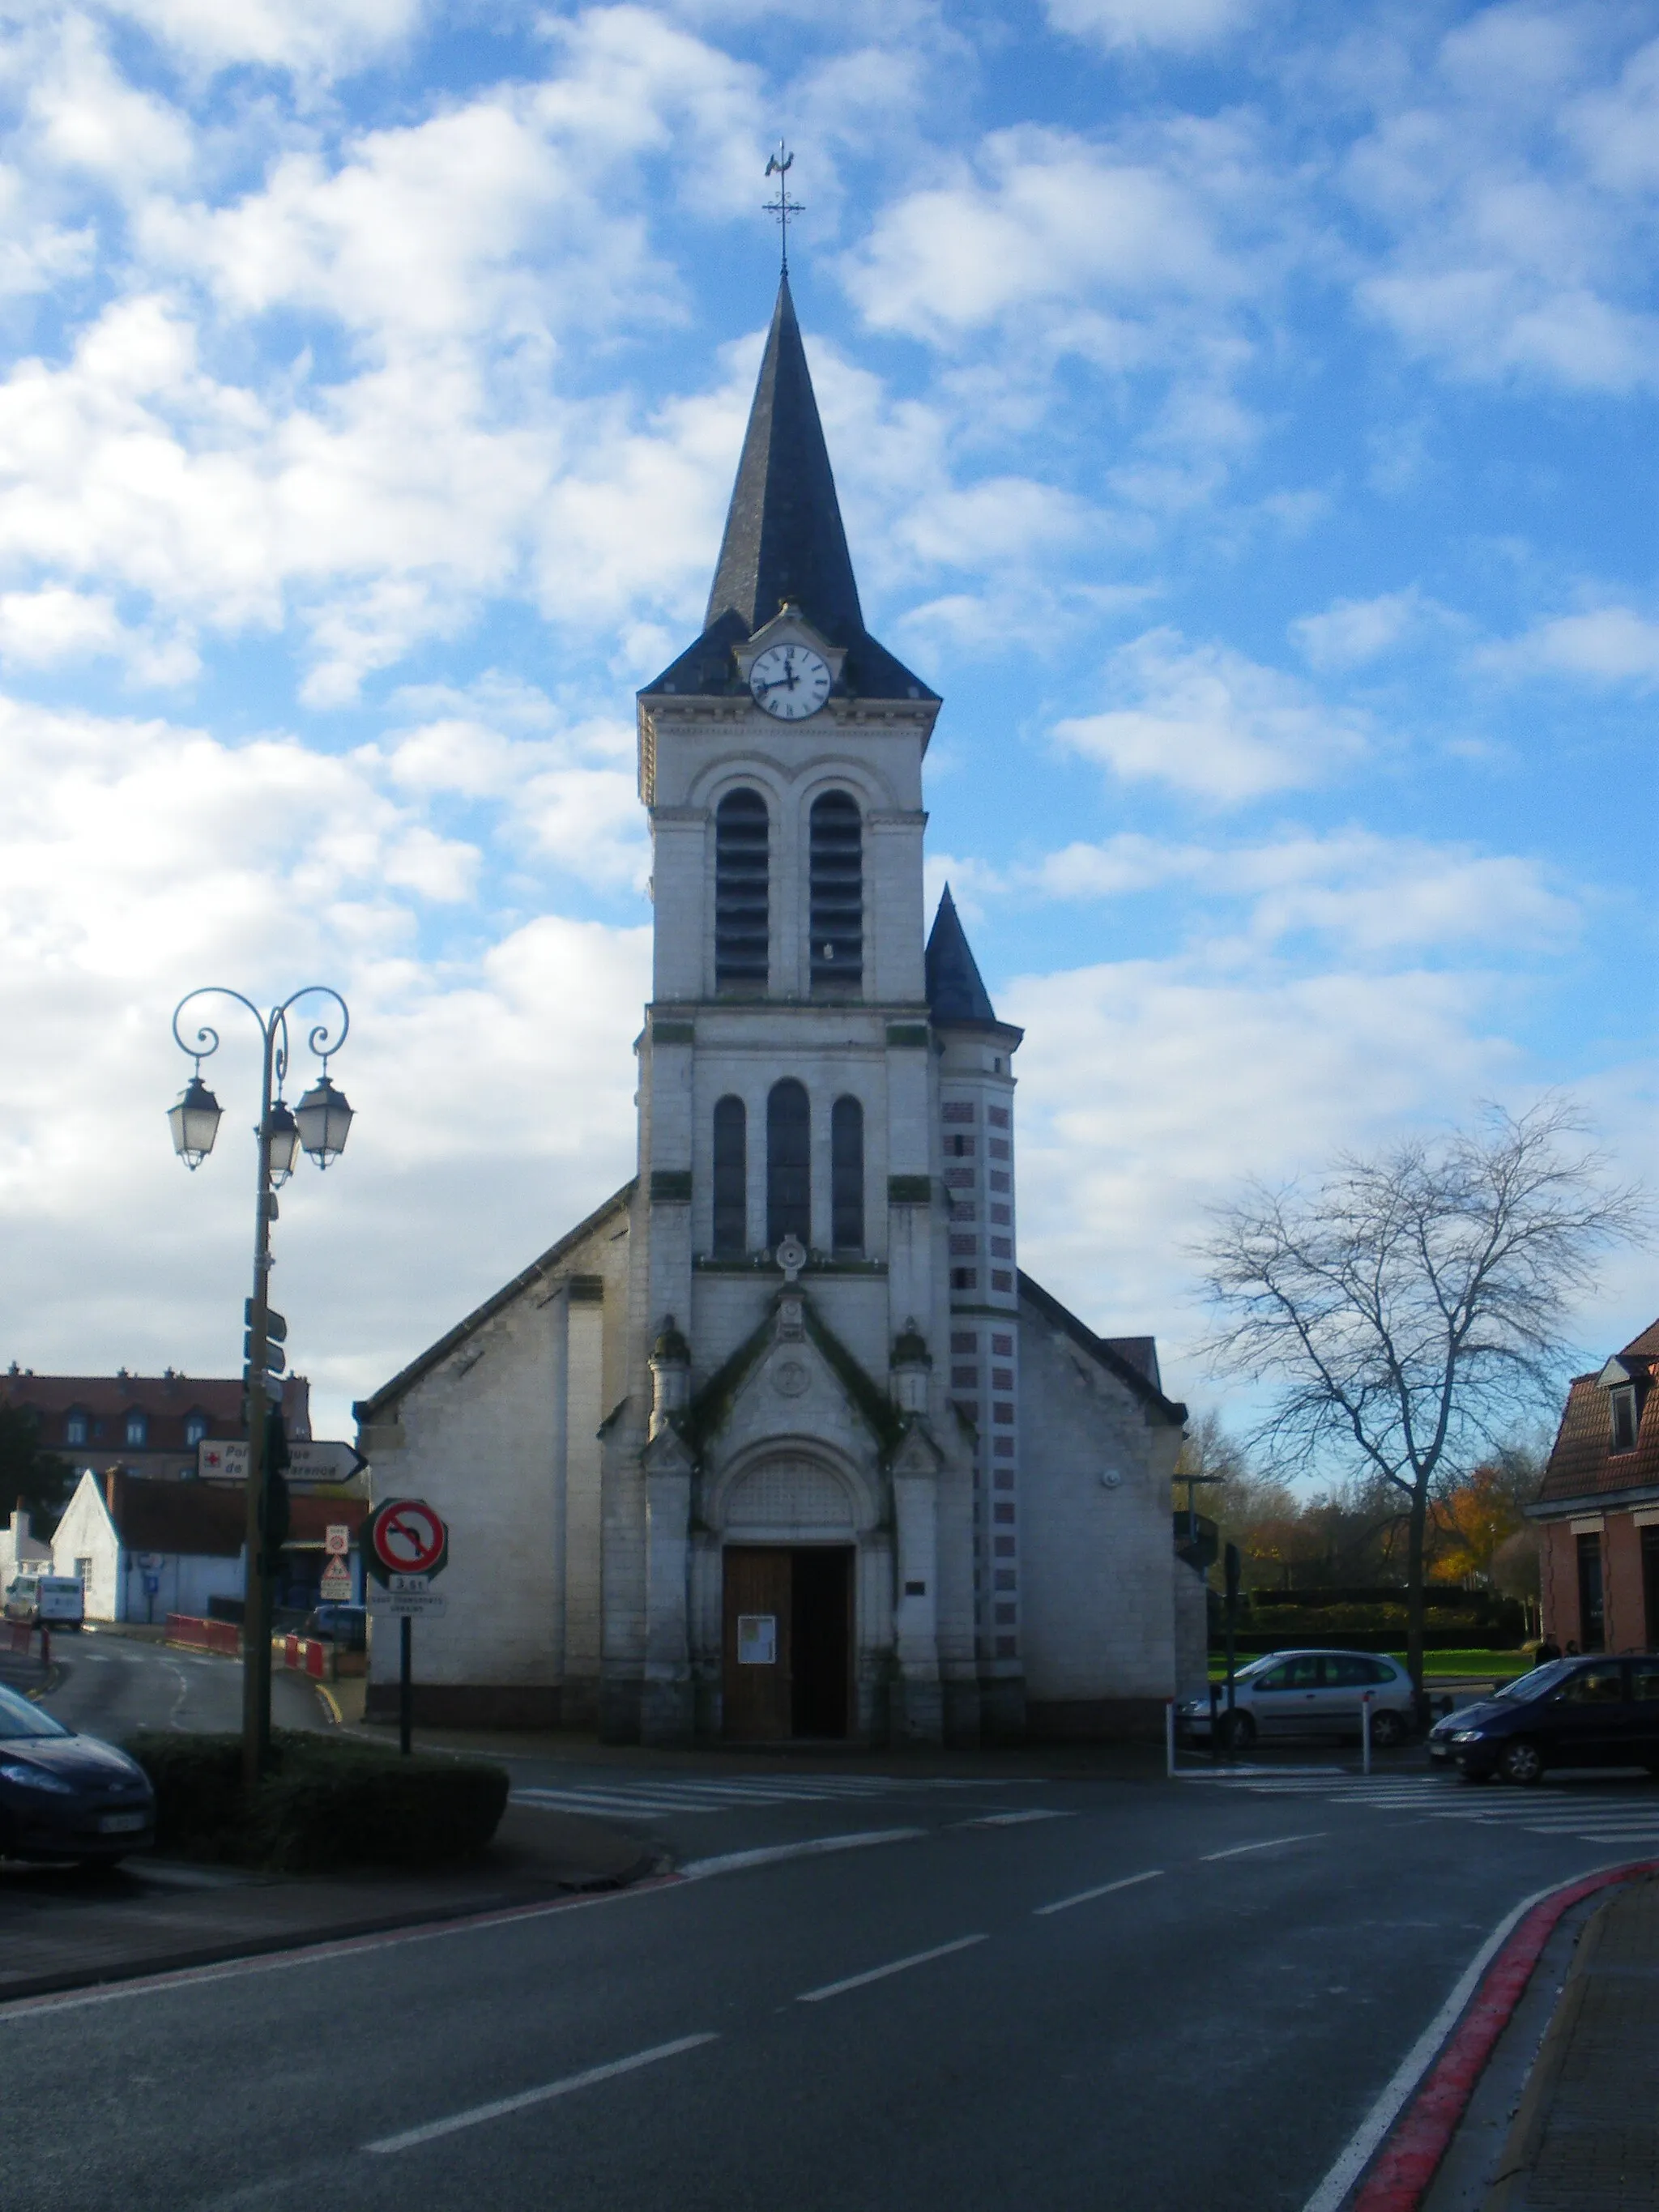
xmin=925 ymin=886 xmax=1001 ymax=1029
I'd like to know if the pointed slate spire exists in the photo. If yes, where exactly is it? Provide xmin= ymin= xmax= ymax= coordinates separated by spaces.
xmin=926 ymin=885 xmax=1000 ymax=1029
xmin=706 ymin=275 xmax=864 ymax=642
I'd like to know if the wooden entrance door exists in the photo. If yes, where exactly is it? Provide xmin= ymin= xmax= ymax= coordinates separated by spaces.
xmin=723 ymin=1548 xmax=792 ymax=1741
xmin=791 ymin=1547 xmax=852 ymax=1739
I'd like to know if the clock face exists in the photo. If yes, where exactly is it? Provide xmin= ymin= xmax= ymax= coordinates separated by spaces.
xmin=749 ymin=643 xmax=831 ymax=720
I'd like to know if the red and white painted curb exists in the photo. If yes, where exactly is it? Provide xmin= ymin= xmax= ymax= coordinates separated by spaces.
xmin=1303 ymin=1857 xmax=1659 ymax=2212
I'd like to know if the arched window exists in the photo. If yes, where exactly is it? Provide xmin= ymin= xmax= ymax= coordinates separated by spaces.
xmin=714 ymin=788 xmax=770 ymax=990
xmin=831 ymin=1096 xmax=864 ymax=1252
xmin=809 ymin=791 xmax=862 ymax=991
xmin=766 ymin=1080 xmax=811 ymax=1248
xmin=712 ymin=1096 xmax=747 ymax=1255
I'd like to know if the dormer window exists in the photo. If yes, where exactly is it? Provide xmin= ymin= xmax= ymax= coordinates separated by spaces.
xmin=125 ymin=1411 xmax=147 ymax=1447
xmin=184 ymin=1413 xmax=208 ymax=1447
xmin=1611 ymin=1385 xmax=1639 ymax=1454
xmin=65 ymin=1409 xmax=88 ymax=1446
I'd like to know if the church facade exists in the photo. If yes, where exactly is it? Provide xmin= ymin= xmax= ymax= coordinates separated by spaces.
xmin=356 ymin=279 xmax=1200 ymax=1745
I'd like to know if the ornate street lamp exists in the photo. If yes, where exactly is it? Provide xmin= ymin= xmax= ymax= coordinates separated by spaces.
xmin=168 ymin=986 xmax=353 ymax=1787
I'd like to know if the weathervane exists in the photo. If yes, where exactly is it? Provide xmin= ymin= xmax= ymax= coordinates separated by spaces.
xmin=765 ymin=143 xmax=803 ymax=275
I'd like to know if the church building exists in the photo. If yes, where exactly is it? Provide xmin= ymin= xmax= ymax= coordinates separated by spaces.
xmin=356 ymin=277 xmax=1200 ymax=1745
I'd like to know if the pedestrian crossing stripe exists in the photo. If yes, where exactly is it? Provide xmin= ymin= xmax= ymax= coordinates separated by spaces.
xmin=510 ymin=1775 xmax=1015 ymax=1819
xmin=1188 ymin=1769 xmax=1659 ymax=1843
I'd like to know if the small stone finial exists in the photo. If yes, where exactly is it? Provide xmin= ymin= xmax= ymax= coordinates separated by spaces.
xmin=652 ymin=1315 xmax=690 ymax=1366
xmin=890 ymin=1319 xmax=931 ymax=1416
xmin=774 ymin=1233 xmax=807 ymax=1285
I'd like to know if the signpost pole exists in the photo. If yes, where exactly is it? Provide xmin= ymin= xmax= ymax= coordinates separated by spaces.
xmin=241 ymin=1016 xmax=278 ymax=1793
xmin=399 ymin=1617 xmax=412 ymax=1755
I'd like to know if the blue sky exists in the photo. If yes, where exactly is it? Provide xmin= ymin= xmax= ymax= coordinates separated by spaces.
xmin=0 ymin=0 xmax=1653 ymax=1441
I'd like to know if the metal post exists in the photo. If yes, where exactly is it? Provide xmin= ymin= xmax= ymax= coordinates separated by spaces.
xmin=1165 ymin=1698 xmax=1175 ymax=1778
xmin=240 ymin=1016 xmax=276 ymax=1792
xmin=399 ymin=1616 xmax=413 ymax=1755
xmin=1223 ymin=1541 xmax=1240 ymax=1755
xmin=1361 ymin=1691 xmax=1372 ymax=1777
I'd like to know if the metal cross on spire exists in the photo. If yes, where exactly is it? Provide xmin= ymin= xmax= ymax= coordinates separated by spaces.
xmin=764 ymin=143 xmax=804 ymax=275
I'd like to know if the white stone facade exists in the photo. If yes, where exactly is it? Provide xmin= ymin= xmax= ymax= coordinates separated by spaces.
xmin=356 ymin=282 xmax=1188 ymax=1743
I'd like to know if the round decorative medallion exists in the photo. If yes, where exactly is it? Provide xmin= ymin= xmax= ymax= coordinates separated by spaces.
xmin=773 ymin=1358 xmax=811 ymax=1398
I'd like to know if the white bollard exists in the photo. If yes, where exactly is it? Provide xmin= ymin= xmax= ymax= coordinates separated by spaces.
xmin=1362 ymin=1690 xmax=1372 ymax=1776
xmin=1166 ymin=1698 xmax=1176 ymax=1778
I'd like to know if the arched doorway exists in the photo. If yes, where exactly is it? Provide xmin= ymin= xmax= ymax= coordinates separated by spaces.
xmin=719 ymin=1458 xmax=856 ymax=1741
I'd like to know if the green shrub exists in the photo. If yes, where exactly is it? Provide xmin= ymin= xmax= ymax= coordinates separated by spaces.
xmin=127 ymin=1729 xmax=509 ymax=1872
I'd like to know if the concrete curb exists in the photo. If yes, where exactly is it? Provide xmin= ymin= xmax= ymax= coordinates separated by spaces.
xmin=1344 ymin=1859 xmax=1659 ymax=2212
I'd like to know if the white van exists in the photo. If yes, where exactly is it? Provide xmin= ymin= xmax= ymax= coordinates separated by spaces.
xmin=2 ymin=1575 xmax=85 ymax=1630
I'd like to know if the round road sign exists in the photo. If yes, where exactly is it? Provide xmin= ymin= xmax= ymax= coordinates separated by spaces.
xmin=365 ymin=1498 xmax=448 ymax=1583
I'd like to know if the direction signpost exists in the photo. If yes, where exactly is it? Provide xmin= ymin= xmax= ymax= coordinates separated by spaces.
xmin=198 ymin=1439 xmax=368 ymax=1486
xmin=362 ymin=1498 xmax=450 ymax=1754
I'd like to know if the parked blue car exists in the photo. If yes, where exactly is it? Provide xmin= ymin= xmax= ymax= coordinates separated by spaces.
xmin=1428 ymin=1655 xmax=1659 ymax=1784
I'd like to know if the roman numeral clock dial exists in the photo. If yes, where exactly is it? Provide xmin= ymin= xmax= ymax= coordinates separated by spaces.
xmin=749 ymin=642 xmax=830 ymax=719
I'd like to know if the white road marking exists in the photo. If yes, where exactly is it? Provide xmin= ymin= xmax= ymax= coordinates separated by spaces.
xmin=1033 ymin=1869 xmax=1164 ymax=1917
xmin=363 ymin=2033 xmax=719 ymax=2153
xmin=511 ymin=1774 xmax=1010 ymax=1820
xmin=797 ymin=1933 xmax=987 ymax=2005
xmin=1298 ymin=1877 xmax=1569 ymax=2212
xmin=958 ymin=1809 xmax=1073 ymax=1827
xmin=1201 ymin=1832 xmax=1325 ymax=1861
xmin=680 ymin=1828 xmax=926 ymax=1879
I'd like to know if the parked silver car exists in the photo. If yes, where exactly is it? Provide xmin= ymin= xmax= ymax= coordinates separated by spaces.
xmin=1179 ymin=1649 xmax=1415 ymax=1750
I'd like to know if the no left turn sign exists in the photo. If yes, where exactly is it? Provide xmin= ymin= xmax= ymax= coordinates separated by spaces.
xmin=364 ymin=1498 xmax=449 ymax=1586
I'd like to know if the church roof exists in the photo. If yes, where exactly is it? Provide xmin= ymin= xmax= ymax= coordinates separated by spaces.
xmin=1017 ymin=1272 xmax=1187 ymax=1426
xmin=707 ymin=273 xmax=861 ymax=641
xmin=926 ymin=885 xmax=1004 ymax=1030
xmin=640 ymin=278 xmax=936 ymax=705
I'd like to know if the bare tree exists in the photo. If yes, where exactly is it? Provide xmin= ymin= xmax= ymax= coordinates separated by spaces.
xmin=1196 ymin=1100 xmax=1645 ymax=1708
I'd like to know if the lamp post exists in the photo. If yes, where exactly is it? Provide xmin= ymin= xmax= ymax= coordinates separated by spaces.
xmin=168 ymin=987 xmax=354 ymax=1789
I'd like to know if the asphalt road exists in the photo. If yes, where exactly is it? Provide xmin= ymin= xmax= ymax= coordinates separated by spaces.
xmin=24 ymin=1623 xmax=331 ymax=1740
xmin=7 ymin=1689 xmax=1659 ymax=2212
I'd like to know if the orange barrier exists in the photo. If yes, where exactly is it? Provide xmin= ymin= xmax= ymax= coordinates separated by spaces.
xmin=165 ymin=1613 xmax=241 ymax=1656
xmin=276 ymin=1633 xmax=334 ymax=1681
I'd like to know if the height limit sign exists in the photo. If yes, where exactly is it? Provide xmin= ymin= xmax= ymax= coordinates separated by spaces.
xmin=363 ymin=1497 xmax=450 ymax=1757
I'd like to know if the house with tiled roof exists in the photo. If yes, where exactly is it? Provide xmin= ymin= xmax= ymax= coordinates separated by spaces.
xmin=49 ymin=1469 xmax=365 ymax=1626
xmin=0 ymin=1368 xmax=310 ymax=1487
xmin=1529 ymin=1318 xmax=1659 ymax=1652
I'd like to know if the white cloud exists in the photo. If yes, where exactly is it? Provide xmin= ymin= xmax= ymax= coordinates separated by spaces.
xmin=1478 ymin=606 xmax=1659 ymax=688
xmin=1044 ymin=0 xmax=1254 ymax=53
xmin=1009 ymin=950 xmax=1518 ymax=1357
xmin=1053 ymin=629 xmax=1367 ymax=803
xmin=1289 ymin=587 xmax=1444 ymax=670
xmin=1030 ymin=828 xmax=1576 ymax=956
xmin=0 ymin=687 xmax=650 ymax=1434
xmin=103 ymin=0 xmax=422 ymax=79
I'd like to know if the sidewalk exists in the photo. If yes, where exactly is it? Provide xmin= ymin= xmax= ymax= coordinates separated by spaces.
xmin=0 ymin=1801 xmax=661 ymax=2007
xmin=1482 ymin=1875 xmax=1659 ymax=2212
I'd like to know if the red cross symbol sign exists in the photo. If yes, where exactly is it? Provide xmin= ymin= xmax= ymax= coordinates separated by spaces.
xmin=368 ymin=1498 xmax=447 ymax=1580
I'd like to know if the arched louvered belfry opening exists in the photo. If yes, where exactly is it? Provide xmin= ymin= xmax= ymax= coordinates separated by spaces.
xmin=712 ymin=1095 xmax=747 ymax=1255
xmin=766 ymin=1079 xmax=811 ymax=1248
xmin=714 ymin=788 xmax=770 ymax=990
xmin=830 ymin=1096 xmax=864 ymax=1253
xmin=808 ymin=791 xmax=862 ymax=991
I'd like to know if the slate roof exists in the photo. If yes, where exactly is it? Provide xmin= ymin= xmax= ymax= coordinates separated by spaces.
xmin=641 ymin=279 xmax=936 ymax=707
xmin=1533 ymin=1315 xmax=1659 ymax=1515
xmin=1017 ymin=1272 xmax=1187 ymax=1426
xmin=926 ymin=886 xmax=1017 ymax=1034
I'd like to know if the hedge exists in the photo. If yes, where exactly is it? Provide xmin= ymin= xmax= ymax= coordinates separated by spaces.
xmin=127 ymin=1729 xmax=509 ymax=1873
xmin=1213 ymin=1627 xmax=1529 ymax=1656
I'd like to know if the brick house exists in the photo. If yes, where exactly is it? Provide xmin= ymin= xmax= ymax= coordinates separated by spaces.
xmin=1530 ymin=1319 xmax=1659 ymax=1652
xmin=0 ymin=1369 xmax=311 ymax=1486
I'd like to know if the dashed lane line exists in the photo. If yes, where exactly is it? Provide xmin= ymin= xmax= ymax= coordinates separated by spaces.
xmin=362 ymin=2033 xmax=721 ymax=2154
xmin=1033 ymin=1869 xmax=1164 ymax=1917
xmin=796 ymin=1933 xmax=987 ymax=2005
xmin=1201 ymin=1832 xmax=1326 ymax=1861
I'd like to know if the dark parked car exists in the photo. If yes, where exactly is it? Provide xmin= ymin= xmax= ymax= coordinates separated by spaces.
xmin=0 ymin=1682 xmax=154 ymax=1865
xmin=1428 ymin=1655 xmax=1659 ymax=1784
xmin=300 ymin=1604 xmax=366 ymax=1651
